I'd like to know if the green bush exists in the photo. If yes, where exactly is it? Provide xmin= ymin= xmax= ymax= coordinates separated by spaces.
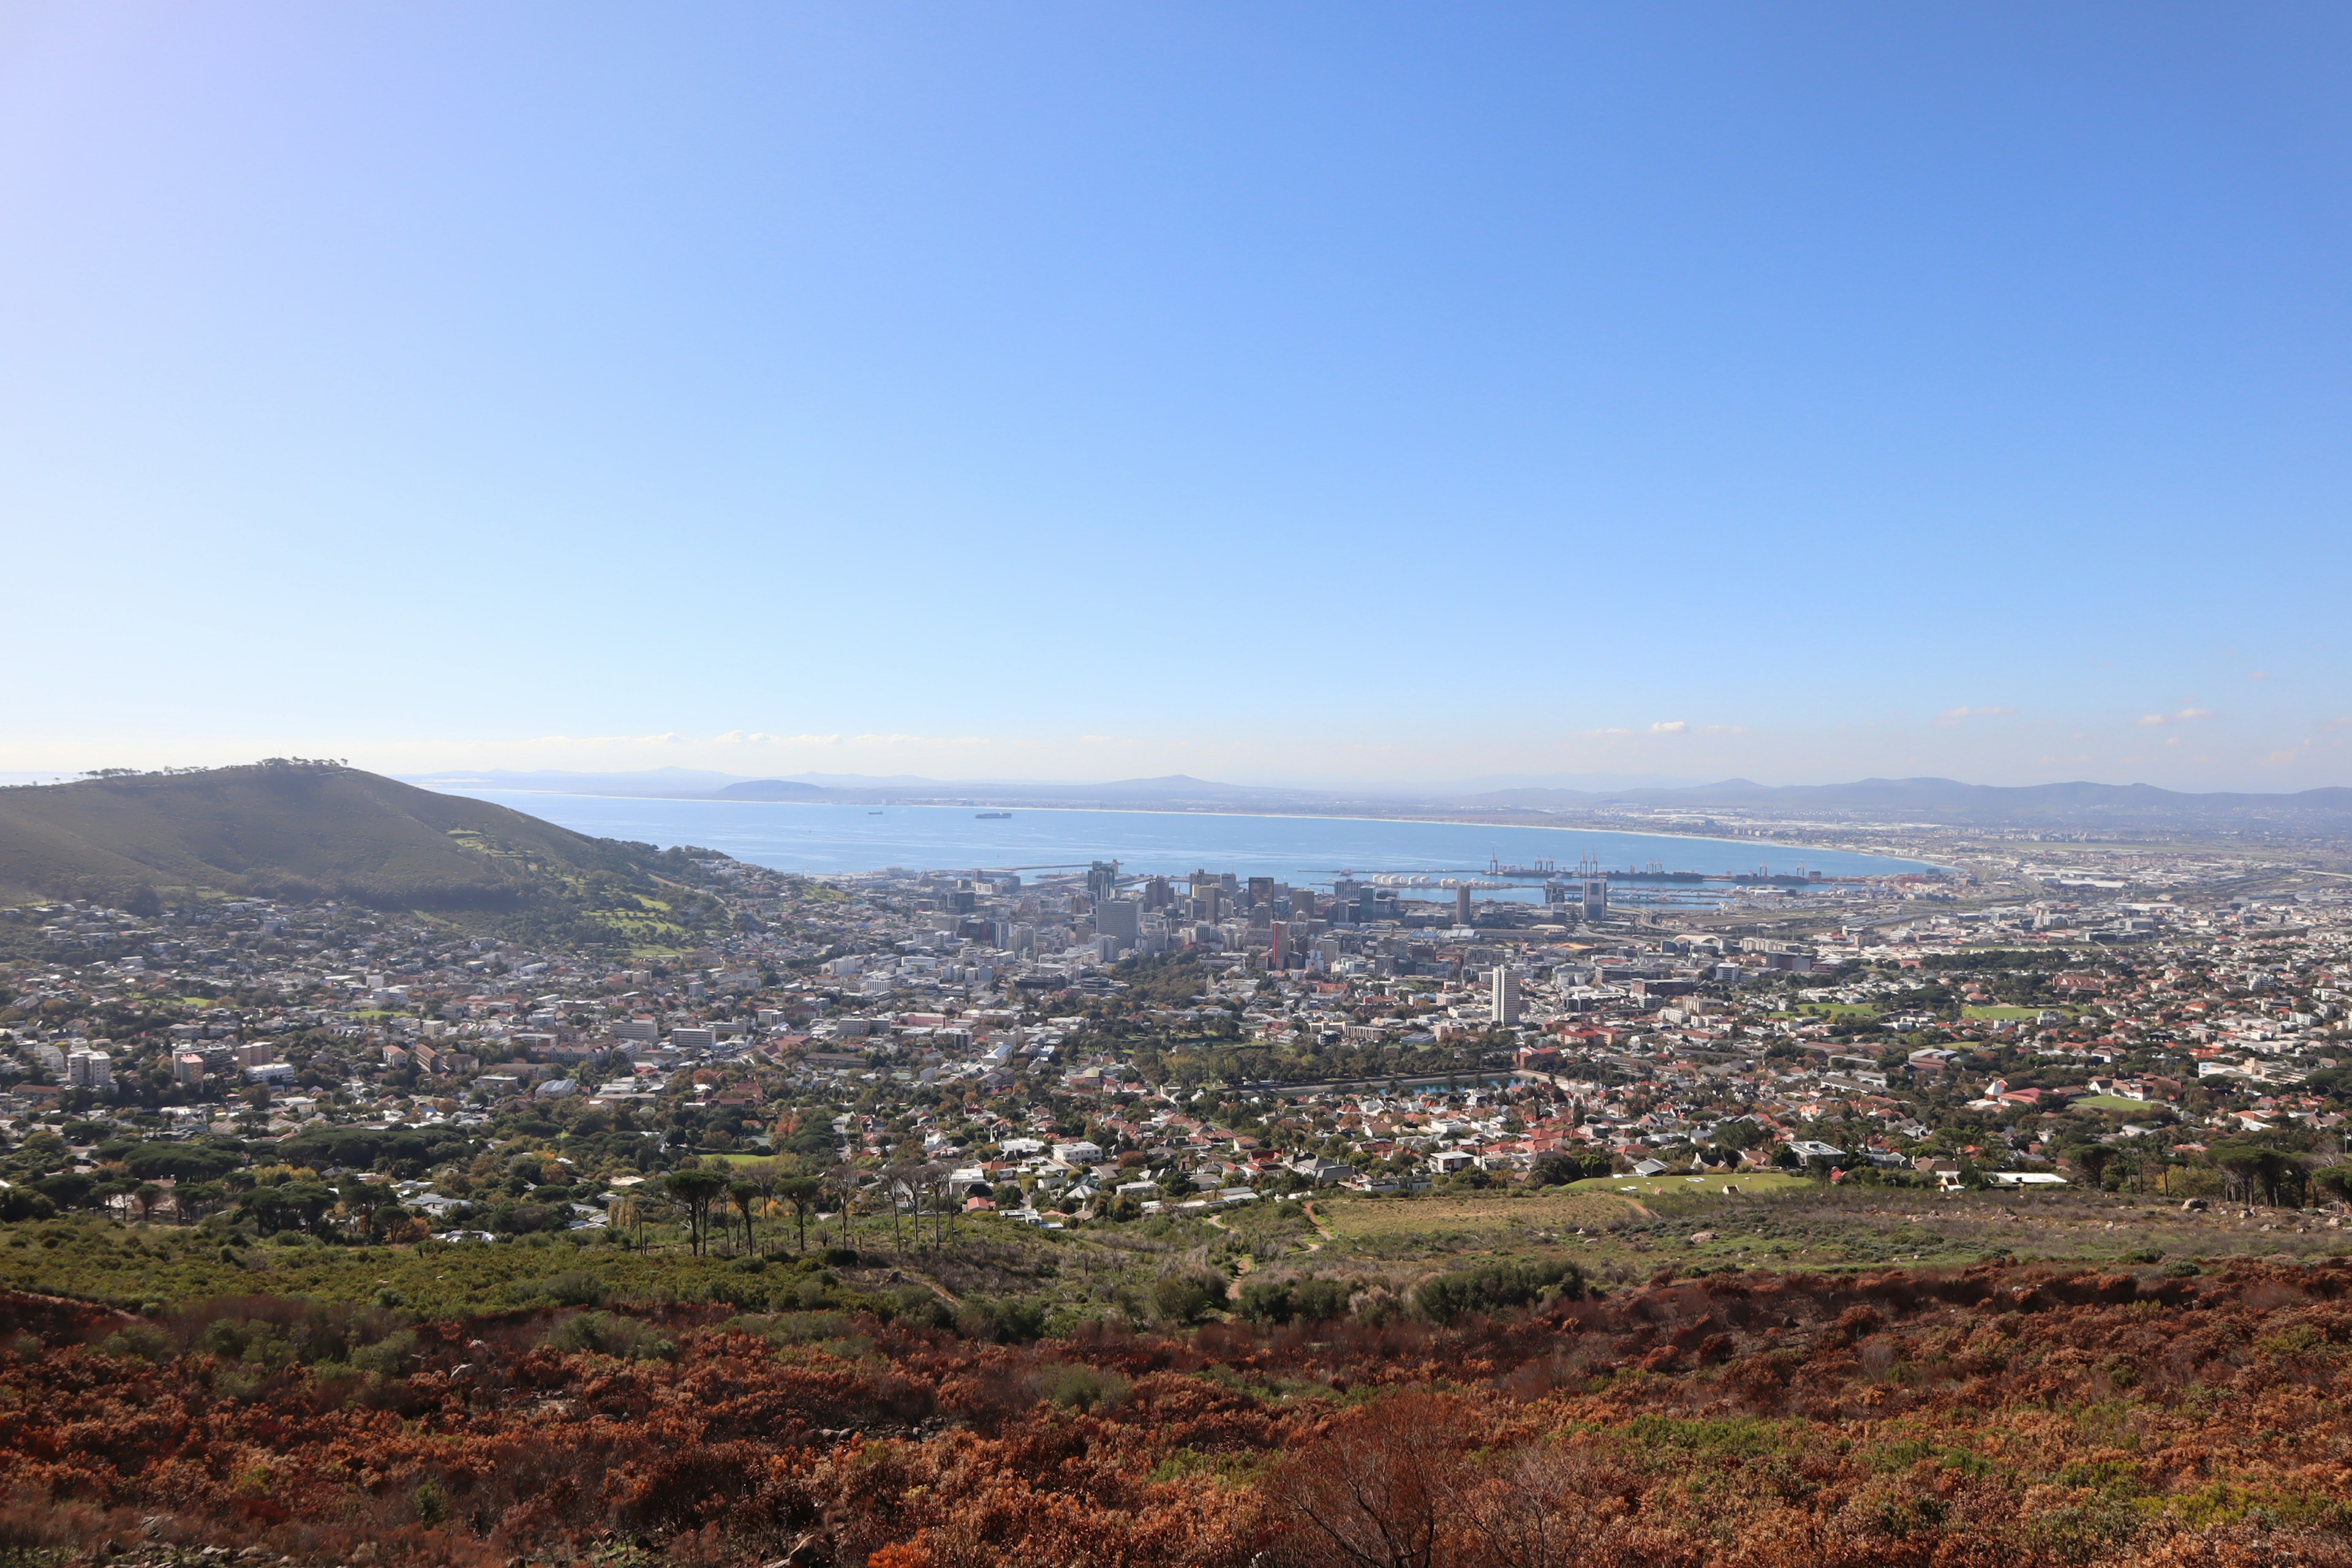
xmin=1038 ymin=1361 xmax=1129 ymax=1412
xmin=540 ymin=1311 xmax=674 ymax=1360
xmin=1413 ymin=1256 xmax=1586 ymax=1325
xmin=1152 ymin=1268 xmax=1229 ymax=1326
xmin=95 ymin=1323 xmax=176 ymax=1363
xmin=519 ymin=1269 xmax=607 ymax=1308
xmin=1237 ymin=1275 xmax=1353 ymax=1327
xmin=349 ymin=1329 xmax=417 ymax=1378
xmin=956 ymin=1296 xmax=1049 ymax=1343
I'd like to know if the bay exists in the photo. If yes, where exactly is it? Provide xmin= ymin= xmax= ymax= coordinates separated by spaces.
xmin=442 ymin=790 xmax=1936 ymax=893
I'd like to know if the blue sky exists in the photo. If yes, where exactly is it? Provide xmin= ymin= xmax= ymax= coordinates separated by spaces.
xmin=4 ymin=4 xmax=2348 ymax=791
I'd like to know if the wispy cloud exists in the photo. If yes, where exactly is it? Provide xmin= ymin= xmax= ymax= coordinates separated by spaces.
xmin=1649 ymin=720 xmax=1687 ymax=734
xmin=2135 ymin=707 xmax=2212 ymax=727
xmin=1934 ymin=705 xmax=2015 ymax=726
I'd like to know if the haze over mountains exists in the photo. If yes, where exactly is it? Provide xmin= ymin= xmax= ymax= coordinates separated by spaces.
xmin=405 ymin=767 xmax=2352 ymax=832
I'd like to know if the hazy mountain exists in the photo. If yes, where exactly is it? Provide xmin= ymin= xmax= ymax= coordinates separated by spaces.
xmin=1460 ymin=776 xmax=2352 ymax=829
xmin=403 ymin=766 xmax=747 ymax=798
xmin=404 ymin=764 xmax=2352 ymax=833
xmin=715 ymin=778 xmax=831 ymax=800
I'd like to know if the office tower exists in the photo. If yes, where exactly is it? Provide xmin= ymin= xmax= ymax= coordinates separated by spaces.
xmin=1490 ymin=967 xmax=1521 ymax=1026
xmin=1455 ymin=884 xmax=1471 ymax=925
xmin=1096 ymin=898 xmax=1140 ymax=950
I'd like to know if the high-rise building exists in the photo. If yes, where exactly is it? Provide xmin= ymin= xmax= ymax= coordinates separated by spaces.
xmin=1246 ymin=876 xmax=1275 ymax=910
xmin=1581 ymin=877 xmax=1608 ymax=922
xmin=1490 ymin=967 xmax=1521 ymax=1025
xmin=1142 ymin=876 xmax=1173 ymax=910
xmin=1096 ymin=899 xmax=1140 ymax=950
xmin=1087 ymin=861 xmax=1120 ymax=904
xmin=1455 ymin=884 xmax=1472 ymax=925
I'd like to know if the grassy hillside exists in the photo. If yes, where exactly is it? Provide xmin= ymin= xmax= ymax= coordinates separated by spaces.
xmin=0 ymin=762 xmax=717 ymax=935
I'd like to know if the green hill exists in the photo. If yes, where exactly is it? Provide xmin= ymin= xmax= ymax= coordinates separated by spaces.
xmin=0 ymin=762 xmax=718 ymax=941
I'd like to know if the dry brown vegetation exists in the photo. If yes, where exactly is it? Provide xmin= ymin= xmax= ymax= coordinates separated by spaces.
xmin=7 ymin=1255 xmax=2352 ymax=1567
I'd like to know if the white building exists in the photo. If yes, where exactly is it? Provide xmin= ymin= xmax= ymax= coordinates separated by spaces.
xmin=1490 ymin=967 xmax=1521 ymax=1025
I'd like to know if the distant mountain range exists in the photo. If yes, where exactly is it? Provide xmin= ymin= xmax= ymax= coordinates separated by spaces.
xmin=403 ymin=767 xmax=2352 ymax=832
xmin=1457 ymin=777 xmax=2352 ymax=828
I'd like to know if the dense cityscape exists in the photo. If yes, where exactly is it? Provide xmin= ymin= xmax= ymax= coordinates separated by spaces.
xmin=9 ymin=817 xmax=2348 ymax=1242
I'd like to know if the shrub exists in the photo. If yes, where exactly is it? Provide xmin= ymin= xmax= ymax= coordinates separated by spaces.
xmin=1412 ymin=1257 xmax=1586 ymax=1325
xmin=1038 ymin=1361 xmax=1130 ymax=1412
xmin=1238 ymin=1275 xmax=1354 ymax=1327
xmin=956 ymin=1296 xmax=1049 ymax=1343
xmin=348 ymin=1329 xmax=417 ymax=1378
xmin=536 ymin=1270 xmax=608 ymax=1307
xmin=95 ymin=1323 xmax=176 ymax=1364
xmin=1152 ymin=1268 xmax=1229 ymax=1326
xmin=541 ymin=1311 xmax=674 ymax=1360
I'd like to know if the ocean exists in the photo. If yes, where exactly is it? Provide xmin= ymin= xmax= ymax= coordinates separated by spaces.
xmin=439 ymin=790 xmax=1935 ymax=894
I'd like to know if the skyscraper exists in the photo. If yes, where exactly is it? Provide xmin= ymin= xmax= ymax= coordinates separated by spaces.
xmin=1096 ymin=898 xmax=1139 ymax=951
xmin=1490 ymin=967 xmax=1521 ymax=1025
xmin=1455 ymin=884 xmax=1471 ymax=925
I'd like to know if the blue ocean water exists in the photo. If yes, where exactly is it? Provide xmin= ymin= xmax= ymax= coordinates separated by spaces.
xmin=444 ymin=790 xmax=1934 ymax=891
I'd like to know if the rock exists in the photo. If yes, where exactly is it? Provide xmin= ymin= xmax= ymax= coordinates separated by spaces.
xmin=1689 ymin=1231 xmax=1716 ymax=1244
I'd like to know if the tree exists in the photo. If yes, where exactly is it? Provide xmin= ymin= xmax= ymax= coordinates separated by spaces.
xmin=777 ymin=1175 xmax=821 ymax=1254
xmin=727 ymin=1180 xmax=760 ymax=1253
xmin=2213 ymin=1142 xmax=2297 ymax=1207
xmin=916 ymin=1161 xmax=951 ymax=1248
xmin=2067 ymin=1144 xmax=2118 ymax=1189
xmin=663 ymin=1167 xmax=730 ymax=1256
xmin=2314 ymin=1165 xmax=2352 ymax=1207
xmin=883 ymin=1162 xmax=914 ymax=1252
xmin=825 ymin=1166 xmax=862 ymax=1245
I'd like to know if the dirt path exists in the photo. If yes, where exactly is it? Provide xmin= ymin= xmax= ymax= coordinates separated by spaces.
xmin=1300 ymin=1202 xmax=1336 ymax=1242
xmin=1204 ymin=1213 xmax=1261 ymax=1300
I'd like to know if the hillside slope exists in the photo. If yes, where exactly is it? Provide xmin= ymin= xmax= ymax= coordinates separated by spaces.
xmin=0 ymin=761 xmax=694 ymax=915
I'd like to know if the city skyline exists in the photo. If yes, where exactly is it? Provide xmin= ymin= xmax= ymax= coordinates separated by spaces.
xmin=4 ymin=4 xmax=2348 ymax=791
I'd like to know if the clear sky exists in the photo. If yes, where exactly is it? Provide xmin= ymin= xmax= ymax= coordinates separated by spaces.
xmin=4 ymin=4 xmax=2348 ymax=792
